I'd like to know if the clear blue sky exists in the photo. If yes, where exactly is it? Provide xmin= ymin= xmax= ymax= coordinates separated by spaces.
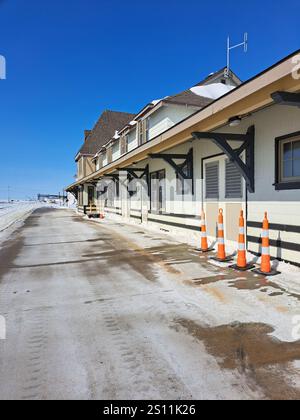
xmin=0 ymin=0 xmax=299 ymax=200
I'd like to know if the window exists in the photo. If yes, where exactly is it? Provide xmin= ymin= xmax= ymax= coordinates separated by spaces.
xmin=112 ymin=141 xmax=120 ymax=161
xmin=276 ymin=133 xmax=300 ymax=190
xmin=150 ymin=170 xmax=166 ymax=213
xmin=225 ymin=159 xmax=242 ymax=198
xmin=280 ymin=139 xmax=300 ymax=180
xmin=88 ymin=186 xmax=95 ymax=205
xmin=205 ymin=162 xmax=219 ymax=199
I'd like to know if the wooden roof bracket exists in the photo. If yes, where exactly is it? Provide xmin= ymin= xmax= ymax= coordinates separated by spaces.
xmin=271 ymin=91 xmax=300 ymax=108
xmin=192 ymin=126 xmax=255 ymax=193
xmin=118 ymin=164 xmax=149 ymax=181
xmin=117 ymin=165 xmax=150 ymax=195
xmin=149 ymin=149 xmax=193 ymax=180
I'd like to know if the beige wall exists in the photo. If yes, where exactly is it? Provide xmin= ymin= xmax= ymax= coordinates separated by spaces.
xmin=77 ymin=157 xmax=95 ymax=180
xmin=92 ymin=103 xmax=300 ymax=265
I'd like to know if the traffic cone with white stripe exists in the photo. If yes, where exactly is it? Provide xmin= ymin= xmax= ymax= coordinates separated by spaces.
xmin=253 ymin=212 xmax=280 ymax=276
xmin=230 ymin=210 xmax=254 ymax=271
xmin=211 ymin=209 xmax=233 ymax=262
xmin=195 ymin=210 xmax=214 ymax=253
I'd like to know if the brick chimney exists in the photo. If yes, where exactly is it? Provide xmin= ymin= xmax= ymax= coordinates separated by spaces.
xmin=84 ymin=130 xmax=91 ymax=141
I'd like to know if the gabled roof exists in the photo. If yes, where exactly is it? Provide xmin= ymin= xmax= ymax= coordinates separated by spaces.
xmin=163 ymin=68 xmax=242 ymax=108
xmin=76 ymin=110 xmax=135 ymax=160
xmin=129 ymin=68 xmax=242 ymax=122
xmin=163 ymin=90 xmax=213 ymax=108
xmin=195 ymin=67 xmax=242 ymax=86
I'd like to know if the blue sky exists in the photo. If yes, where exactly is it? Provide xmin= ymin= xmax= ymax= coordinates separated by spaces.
xmin=0 ymin=0 xmax=299 ymax=200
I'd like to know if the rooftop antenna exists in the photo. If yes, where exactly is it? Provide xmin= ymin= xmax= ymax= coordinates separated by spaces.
xmin=225 ymin=33 xmax=248 ymax=80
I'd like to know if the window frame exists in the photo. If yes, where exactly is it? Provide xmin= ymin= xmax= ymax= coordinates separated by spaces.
xmin=150 ymin=169 xmax=166 ymax=214
xmin=275 ymin=131 xmax=300 ymax=191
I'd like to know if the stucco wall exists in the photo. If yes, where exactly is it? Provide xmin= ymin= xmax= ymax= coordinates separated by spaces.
xmin=148 ymin=105 xmax=198 ymax=141
xmin=93 ymin=104 xmax=300 ymax=264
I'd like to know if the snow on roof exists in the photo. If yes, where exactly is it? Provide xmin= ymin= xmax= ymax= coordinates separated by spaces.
xmin=190 ymin=83 xmax=235 ymax=100
xmin=151 ymin=99 xmax=162 ymax=106
xmin=113 ymin=130 xmax=120 ymax=140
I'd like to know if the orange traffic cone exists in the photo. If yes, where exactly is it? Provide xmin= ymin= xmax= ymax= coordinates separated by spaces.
xmin=211 ymin=209 xmax=233 ymax=262
xmin=253 ymin=212 xmax=280 ymax=276
xmin=230 ymin=210 xmax=254 ymax=271
xmin=195 ymin=210 xmax=214 ymax=253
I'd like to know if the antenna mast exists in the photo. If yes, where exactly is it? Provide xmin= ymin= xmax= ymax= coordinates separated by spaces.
xmin=225 ymin=33 xmax=248 ymax=79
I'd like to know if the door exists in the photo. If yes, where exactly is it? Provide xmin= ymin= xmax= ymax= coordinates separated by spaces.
xmin=150 ymin=169 xmax=166 ymax=213
xmin=88 ymin=186 xmax=95 ymax=206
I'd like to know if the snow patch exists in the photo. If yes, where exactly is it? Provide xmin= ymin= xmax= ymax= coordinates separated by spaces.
xmin=151 ymin=99 xmax=162 ymax=106
xmin=113 ymin=131 xmax=120 ymax=140
xmin=190 ymin=83 xmax=235 ymax=100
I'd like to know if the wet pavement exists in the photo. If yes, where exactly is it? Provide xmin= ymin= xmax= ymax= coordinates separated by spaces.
xmin=0 ymin=208 xmax=299 ymax=400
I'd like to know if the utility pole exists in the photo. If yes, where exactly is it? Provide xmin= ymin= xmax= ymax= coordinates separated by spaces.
xmin=7 ymin=185 xmax=10 ymax=203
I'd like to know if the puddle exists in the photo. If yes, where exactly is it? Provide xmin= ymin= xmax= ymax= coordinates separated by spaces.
xmin=228 ymin=277 xmax=300 ymax=301
xmin=184 ymin=274 xmax=236 ymax=286
xmin=173 ymin=318 xmax=300 ymax=400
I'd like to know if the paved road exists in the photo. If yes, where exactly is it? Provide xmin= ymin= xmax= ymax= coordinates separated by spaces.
xmin=0 ymin=208 xmax=299 ymax=400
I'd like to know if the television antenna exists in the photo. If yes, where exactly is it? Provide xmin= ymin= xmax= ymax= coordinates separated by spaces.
xmin=225 ymin=33 xmax=248 ymax=78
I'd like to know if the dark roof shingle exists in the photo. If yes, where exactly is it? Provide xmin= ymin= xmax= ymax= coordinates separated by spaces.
xmin=163 ymin=90 xmax=213 ymax=108
xmin=162 ymin=68 xmax=241 ymax=109
xmin=77 ymin=110 xmax=135 ymax=158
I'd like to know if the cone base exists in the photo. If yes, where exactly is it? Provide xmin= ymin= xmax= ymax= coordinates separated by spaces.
xmin=252 ymin=268 xmax=281 ymax=277
xmin=194 ymin=247 xmax=215 ymax=253
xmin=229 ymin=263 xmax=255 ymax=272
xmin=210 ymin=256 xmax=234 ymax=263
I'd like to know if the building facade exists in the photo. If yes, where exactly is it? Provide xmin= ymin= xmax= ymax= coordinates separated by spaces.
xmin=67 ymin=50 xmax=300 ymax=266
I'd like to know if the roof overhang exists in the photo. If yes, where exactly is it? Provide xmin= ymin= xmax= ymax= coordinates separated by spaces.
xmin=66 ymin=50 xmax=300 ymax=191
xmin=75 ymin=152 xmax=94 ymax=162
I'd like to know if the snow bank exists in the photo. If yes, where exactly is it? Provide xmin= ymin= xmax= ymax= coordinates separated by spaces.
xmin=0 ymin=202 xmax=41 ymax=233
xmin=190 ymin=83 xmax=235 ymax=100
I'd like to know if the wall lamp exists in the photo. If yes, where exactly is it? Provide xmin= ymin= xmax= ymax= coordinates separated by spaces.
xmin=228 ymin=116 xmax=242 ymax=127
